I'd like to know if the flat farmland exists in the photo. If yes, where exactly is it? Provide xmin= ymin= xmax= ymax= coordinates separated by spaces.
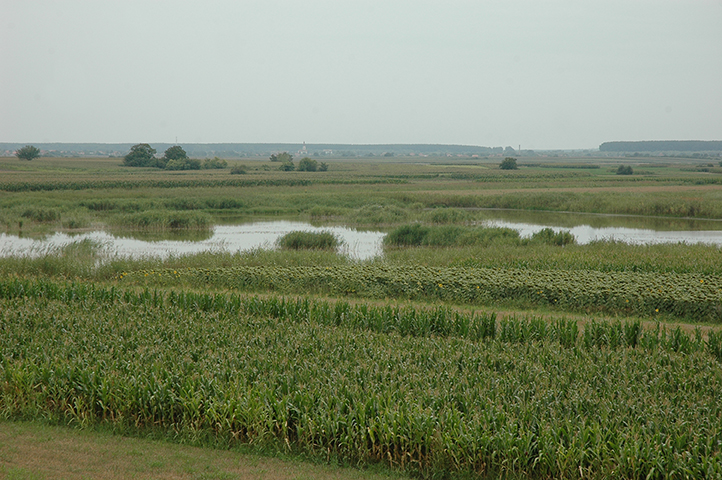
xmin=1 ymin=155 xmax=722 ymax=479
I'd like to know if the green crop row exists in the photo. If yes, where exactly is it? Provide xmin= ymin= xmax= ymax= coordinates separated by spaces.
xmin=1 ymin=277 xmax=720 ymax=361
xmin=122 ymin=264 xmax=722 ymax=322
xmin=0 ymin=178 xmax=312 ymax=192
xmin=1 ymin=280 xmax=721 ymax=479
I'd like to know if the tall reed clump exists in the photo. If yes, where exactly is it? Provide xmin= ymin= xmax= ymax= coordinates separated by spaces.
xmin=384 ymin=224 xmax=522 ymax=247
xmin=112 ymin=210 xmax=211 ymax=230
xmin=277 ymin=231 xmax=341 ymax=250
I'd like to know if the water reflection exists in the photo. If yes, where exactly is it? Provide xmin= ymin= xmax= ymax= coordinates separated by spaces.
xmin=3 ymin=215 xmax=722 ymax=262
xmin=484 ymin=220 xmax=722 ymax=246
xmin=0 ymin=222 xmax=385 ymax=261
xmin=472 ymin=209 xmax=722 ymax=232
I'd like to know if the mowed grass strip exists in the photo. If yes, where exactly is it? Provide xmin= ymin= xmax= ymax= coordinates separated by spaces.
xmin=0 ymin=421 xmax=407 ymax=480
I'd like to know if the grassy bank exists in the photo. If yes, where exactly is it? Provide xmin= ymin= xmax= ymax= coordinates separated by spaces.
xmin=0 ymin=421 xmax=408 ymax=480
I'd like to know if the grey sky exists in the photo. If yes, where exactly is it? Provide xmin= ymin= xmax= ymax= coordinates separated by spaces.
xmin=2 ymin=1 xmax=720 ymax=149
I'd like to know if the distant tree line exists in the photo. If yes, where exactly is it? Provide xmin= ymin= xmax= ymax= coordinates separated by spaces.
xmin=123 ymin=144 xmax=227 ymax=170
xmin=3 ymin=142 xmax=516 ymax=158
xmin=270 ymin=152 xmax=328 ymax=172
xmin=600 ymin=141 xmax=722 ymax=152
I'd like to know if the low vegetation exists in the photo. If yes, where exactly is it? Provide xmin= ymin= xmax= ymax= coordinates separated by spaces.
xmin=277 ymin=230 xmax=342 ymax=250
xmin=2 ymin=155 xmax=722 ymax=478
xmin=384 ymin=224 xmax=575 ymax=248
xmin=1 ymin=278 xmax=721 ymax=479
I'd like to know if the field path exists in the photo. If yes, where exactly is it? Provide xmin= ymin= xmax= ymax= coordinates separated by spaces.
xmin=0 ymin=421 xmax=404 ymax=480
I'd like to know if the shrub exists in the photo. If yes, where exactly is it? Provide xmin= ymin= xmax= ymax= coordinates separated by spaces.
xmin=500 ymin=157 xmax=518 ymax=170
xmin=203 ymin=157 xmax=228 ymax=169
xmin=616 ymin=165 xmax=633 ymax=175
xmin=279 ymin=161 xmax=295 ymax=171
xmin=165 ymin=158 xmax=201 ymax=170
xmin=230 ymin=165 xmax=246 ymax=175
xmin=297 ymin=157 xmax=318 ymax=172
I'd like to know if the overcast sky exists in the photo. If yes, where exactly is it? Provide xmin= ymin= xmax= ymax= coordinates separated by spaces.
xmin=2 ymin=1 xmax=720 ymax=150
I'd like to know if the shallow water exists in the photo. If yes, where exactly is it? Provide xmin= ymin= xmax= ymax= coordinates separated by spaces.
xmin=2 ymin=214 xmax=722 ymax=262
xmin=0 ymin=222 xmax=386 ymax=261
xmin=483 ymin=220 xmax=722 ymax=246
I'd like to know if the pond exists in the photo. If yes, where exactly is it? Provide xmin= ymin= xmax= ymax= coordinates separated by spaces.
xmin=0 ymin=222 xmax=386 ymax=261
xmin=2 ymin=212 xmax=722 ymax=262
xmin=474 ymin=209 xmax=722 ymax=246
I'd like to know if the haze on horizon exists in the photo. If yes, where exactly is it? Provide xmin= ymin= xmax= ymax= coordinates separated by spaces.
xmin=1 ymin=1 xmax=720 ymax=151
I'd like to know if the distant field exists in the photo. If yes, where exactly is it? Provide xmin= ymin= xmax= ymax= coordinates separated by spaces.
xmin=2 ymin=155 xmax=722 ymax=236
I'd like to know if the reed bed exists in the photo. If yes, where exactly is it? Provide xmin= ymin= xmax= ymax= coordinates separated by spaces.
xmin=1 ymin=278 xmax=721 ymax=479
xmin=277 ymin=231 xmax=342 ymax=250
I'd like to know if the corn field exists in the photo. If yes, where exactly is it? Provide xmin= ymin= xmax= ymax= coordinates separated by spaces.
xmin=123 ymin=264 xmax=722 ymax=322
xmin=1 ymin=278 xmax=722 ymax=479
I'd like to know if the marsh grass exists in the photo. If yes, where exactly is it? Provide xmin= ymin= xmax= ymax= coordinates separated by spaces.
xmin=277 ymin=230 xmax=342 ymax=250
xmin=384 ymin=224 xmax=570 ymax=248
xmin=111 ymin=210 xmax=212 ymax=230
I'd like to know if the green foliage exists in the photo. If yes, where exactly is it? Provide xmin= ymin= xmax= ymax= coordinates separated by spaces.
xmin=112 ymin=210 xmax=211 ymax=230
xmin=423 ymin=208 xmax=470 ymax=224
xmin=123 ymin=143 xmax=158 ymax=167
xmin=297 ymin=157 xmax=318 ymax=172
xmin=1 ymin=278 xmax=722 ymax=479
xmin=270 ymin=152 xmax=293 ymax=163
xmin=318 ymin=162 xmax=329 ymax=171
xmin=500 ymin=157 xmax=518 ymax=170
xmin=384 ymin=224 xmax=522 ymax=247
xmin=229 ymin=165 xmax=246 ymax=175
xmin=165 ymin=158 xmax=201 ymax=171
xmin=128 ymin=264 xmax=722 ymax=321
xmin=21 ymin=206 xmax=60 ymax=223
xmin=384 ymin=224 xmax=430 ymax=246
xmin=616 ymin=165 xmax=634 ymax=175
xmin=163 ymin=145 xmax=188 ymax=162
xmin=15 ymin=145 xmax=41 ymax=161
xmin=527 ymin=227 xmax=576 ymax=246
xmin=278 ymin=160 xmax=295 ymax=171
xmin=202 ymin=157 xmax=228 ymax=169
xmin=277 ymin=230 xmax=341 ymax=250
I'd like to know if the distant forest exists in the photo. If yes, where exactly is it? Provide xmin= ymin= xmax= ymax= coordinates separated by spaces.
xmin=600 ymin=141 xmax=722 ymax=152
xmin=0 ymin=143 xmax=509 ymax=158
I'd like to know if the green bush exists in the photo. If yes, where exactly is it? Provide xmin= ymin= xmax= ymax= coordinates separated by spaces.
xmin=500 ymin=157 xmax=518 ymax=170
xmin=616 ymin=165 xmax=633 ymax=175
xmin=202 ymin=157 xmax=228 ymax=169
xmin=165 ymin=158 xmax=201 ymax=170
xmin=297 ymin=157 xmax=318 ymax=172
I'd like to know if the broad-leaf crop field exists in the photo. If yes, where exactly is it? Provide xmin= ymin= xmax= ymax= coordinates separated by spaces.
xmin=1 ymin=155 xmax=722 ymax=479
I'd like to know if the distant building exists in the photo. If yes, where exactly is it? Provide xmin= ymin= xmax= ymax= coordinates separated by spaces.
xmin=296 ymin=141 xmax=308 ymax=157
